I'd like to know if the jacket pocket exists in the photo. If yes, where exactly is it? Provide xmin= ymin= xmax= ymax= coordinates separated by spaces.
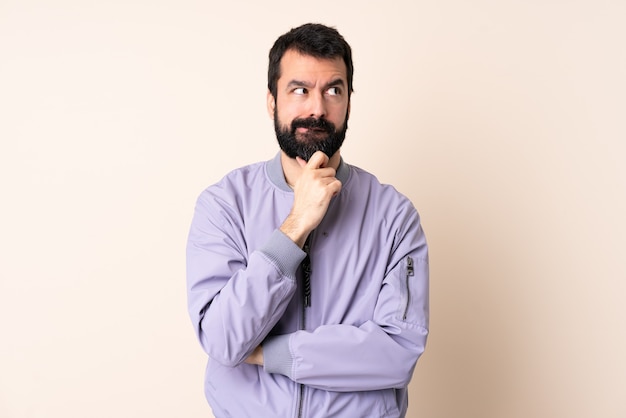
xmin=396 ymin=254 xmax=428 ymax=327
xmin=401 ymin=256 xmax=414 ymax=321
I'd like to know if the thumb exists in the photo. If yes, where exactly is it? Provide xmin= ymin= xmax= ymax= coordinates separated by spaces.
xmin=306 ymin=151 xmax=329 ymax=169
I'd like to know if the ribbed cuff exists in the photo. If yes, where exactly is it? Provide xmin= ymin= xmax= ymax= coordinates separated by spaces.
xmin=263 ymin=334 xmax=295 ymax=379
xmin=259 ymin=229 xmax=306 ymax=279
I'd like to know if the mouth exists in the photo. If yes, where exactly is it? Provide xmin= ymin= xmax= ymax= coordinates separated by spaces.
xmin=296 ymin=126 xmax=327 ymax=134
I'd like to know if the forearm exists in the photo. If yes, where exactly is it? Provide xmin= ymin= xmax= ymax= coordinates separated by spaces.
xmin=263 ymin=321 xmax=428 ymax=392
xmin=188 ymin=229 xmax=305 ymax=367
xmin=199 ymin=254 xmax=295 ymax=366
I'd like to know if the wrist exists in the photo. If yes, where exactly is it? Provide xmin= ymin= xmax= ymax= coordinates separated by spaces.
xmin=280 ymin=215 xmax=311 ymax=248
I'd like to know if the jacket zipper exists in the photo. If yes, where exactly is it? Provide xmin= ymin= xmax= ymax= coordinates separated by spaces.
xmin=297 ymin=384 xmax=305 ymax=418
xmin=302 ymin=237 xmax=312 ymax=308
xmin=402 ymin=256 xmax=414 ymax=320
xmin=297 ymin=235 xmax=313 ymax=418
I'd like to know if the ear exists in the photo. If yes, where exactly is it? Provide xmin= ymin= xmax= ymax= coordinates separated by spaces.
xmin=266 ymin=90 xmax=276 ymax=119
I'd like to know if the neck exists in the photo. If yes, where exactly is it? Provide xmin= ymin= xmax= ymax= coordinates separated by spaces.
xmin=281 ymin=151 xmax=341 ymax=188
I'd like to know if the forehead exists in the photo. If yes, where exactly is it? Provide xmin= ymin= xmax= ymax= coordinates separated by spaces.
xmin=278 ymin=49 xmax=347 ymax=85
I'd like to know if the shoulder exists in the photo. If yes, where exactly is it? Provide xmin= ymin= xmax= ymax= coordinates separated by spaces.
xmin=193 ymin=160 xmax=270 ymax=217
xmin=345 ymin=163 xmax=415 ymax=210
xmin=215 ymin=160 xmax=268 ymax=189
xmin=198 ymin=160 xmax=268 ymax=199
xmin=339 ymin=163 xmax=426 ymax=260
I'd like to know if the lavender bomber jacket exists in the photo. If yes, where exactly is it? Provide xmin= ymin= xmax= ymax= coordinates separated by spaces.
xmin=186 ymin=153 xmax=429 ymax=418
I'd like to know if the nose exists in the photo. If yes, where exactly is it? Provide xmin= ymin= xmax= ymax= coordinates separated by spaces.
xmin=308 ymin=91 xmax=326 ymax=118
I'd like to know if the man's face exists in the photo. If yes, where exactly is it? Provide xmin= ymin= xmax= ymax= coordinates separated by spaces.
xmin=268 ymin=49 xmax=350 ymax=161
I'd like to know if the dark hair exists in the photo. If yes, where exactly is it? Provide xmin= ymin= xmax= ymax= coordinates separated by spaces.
xmin=268 ymin=23 xmax=354 ymax=100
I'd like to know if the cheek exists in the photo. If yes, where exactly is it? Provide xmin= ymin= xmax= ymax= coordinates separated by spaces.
xmin=276 ymin=104 xmax=301 ymax=125
xmin=276 ymin=94 xmax=310 ymax=117
xmin=330 ymin=105 xmax=349 ymax=125
xmin=274 ymin=109 xmax=293 ymax=130
xmin=280 ymin=105 xmax=302 ymax=121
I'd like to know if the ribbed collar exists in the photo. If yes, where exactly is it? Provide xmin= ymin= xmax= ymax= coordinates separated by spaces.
xmin=266 ymin=152 xmax=350 ymax=192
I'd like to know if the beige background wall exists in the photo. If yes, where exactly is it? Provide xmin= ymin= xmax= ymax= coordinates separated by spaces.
xmin=1 ymin=1 xmax=624 ymax=417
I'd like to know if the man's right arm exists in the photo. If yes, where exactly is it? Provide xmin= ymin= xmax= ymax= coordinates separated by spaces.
xmin=186 ymin=189 xmax=305 ymax=367
xmin=187 ymin=152 xmax=339 ymax=366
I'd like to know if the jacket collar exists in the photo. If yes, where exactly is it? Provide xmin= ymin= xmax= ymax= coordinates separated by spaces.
xmin=267 ymin=152 xmax=350 ymax=192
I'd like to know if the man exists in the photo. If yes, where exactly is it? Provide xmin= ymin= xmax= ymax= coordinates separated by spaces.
xmin=186 ymin=23 xmax=429 ymax=418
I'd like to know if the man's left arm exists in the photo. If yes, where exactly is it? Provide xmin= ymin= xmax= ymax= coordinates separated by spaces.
xmin=261 ymin=209 xmax=429 ymax=392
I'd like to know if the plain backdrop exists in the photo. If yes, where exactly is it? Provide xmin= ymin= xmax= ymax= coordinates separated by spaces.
xmin=1 ymin=1 xmax=625 ymax=417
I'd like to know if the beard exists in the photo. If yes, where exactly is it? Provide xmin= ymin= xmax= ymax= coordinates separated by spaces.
xmin=274 ymin=112 xmax=348 ymax=162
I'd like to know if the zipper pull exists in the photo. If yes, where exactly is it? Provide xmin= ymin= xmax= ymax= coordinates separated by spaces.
xmin=403 ymin=256 xmax=415 ymax=320
xmin=407 ymin=256 xmax=414 ymax=276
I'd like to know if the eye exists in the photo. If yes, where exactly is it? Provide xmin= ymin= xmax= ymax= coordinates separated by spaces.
xmin=327 ymin=87 xmax=341 ymax=96
xmin=293 ymin=87 xmax=307 ymax=95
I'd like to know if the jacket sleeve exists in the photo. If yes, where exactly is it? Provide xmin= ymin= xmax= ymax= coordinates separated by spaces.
xmin=263 ymin=206 xmax=429 ymax=392
xmin=186 ymin=188 xmax=305 ymax=367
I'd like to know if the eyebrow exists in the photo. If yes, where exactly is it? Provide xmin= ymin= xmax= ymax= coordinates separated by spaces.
xmin=286 ymin=78 xmax=346 ymax=90
xmin=324 ymin=78 xmax=346 ymax=90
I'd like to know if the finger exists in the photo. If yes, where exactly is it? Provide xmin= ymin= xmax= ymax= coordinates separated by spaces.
xmin=307 ymin=151 xmax=329 ymax=169
xmin=296 ymin=156 xmax=307 ymax=168
xmin=329 ymin=179 xmax=342 ymax=196
xmin=316 ymin=166 xmax=337 ymax=179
